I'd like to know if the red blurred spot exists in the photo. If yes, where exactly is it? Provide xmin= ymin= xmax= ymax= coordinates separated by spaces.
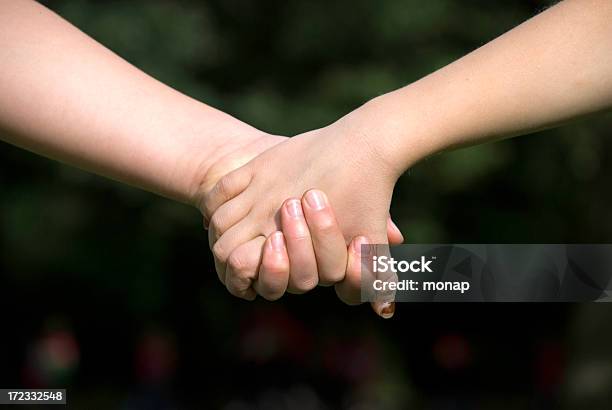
xmin=433 ymin=333 xmax=471 ymax=371
xmin=22 ymin=329 xmax=80 ymax=388
xmin=135 ymin=331 xmax=178 ymax=385
xmin=322 ymin=338 xmax=380 ymax=384
xmin=535 ymin=341 xmax=565 ymax=394
xmin=239 ymin=308 xmax=311 ymax=364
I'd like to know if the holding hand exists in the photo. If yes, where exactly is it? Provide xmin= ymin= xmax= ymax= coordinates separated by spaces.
xmin=205 ymin=187 xmax=403 ymax=317
xmin=201 ymin=110 xmax=400 ymax=294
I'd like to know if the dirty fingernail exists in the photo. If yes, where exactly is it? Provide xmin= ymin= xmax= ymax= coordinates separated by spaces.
xmin=379 ymin=302 xmax=395 ymax=319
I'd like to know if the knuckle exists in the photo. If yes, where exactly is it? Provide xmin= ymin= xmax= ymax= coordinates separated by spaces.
xmin=313 ymin=216 xmax=337 ymax=236
xmin=319 ymin=269 xmax=345 ymax=286
xmin=263 ymin=258 xmax=289 ymax=275
xmin=260 ymin=289 xmax=283 ymax=302
xmin=216 ymin=170 xmax=245 ymax=201
xmin=212 ymin=241 xmax=230 ymax=263
xmin=228 ymin=252 xmax=250 ymax=274
xmin=229 ymin=273 xmax=251 ymax=290
xmin=214 ymin=175 xmax=233 ymax=199
xmin=287 ymin=230 xmax=311 ymax=243
xmin=209 ymin=212 xmax=226 ymax=236
xmin=227 ymin=276 xmax=254 ymax=299
xmin=291 ymin=275 xmax=318 ymax=293
xmin=257 ymin=261 xmax=288 ymax=300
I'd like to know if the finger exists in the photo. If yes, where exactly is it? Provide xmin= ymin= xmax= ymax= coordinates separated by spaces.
xmin=209 ymin=225 xmax=226 ymax=284
xmin=373 ymin=215 xmax=401 ymax=317
xmin=335 ymin=235 xmax=369 ymax=305
xmin=254 ymin=231 xmax=290 ymax=301
xmin=224 ymin=236 xmax=266 ymax=300
xmin=208 ymin=193 xmax=252 ymax=243
xmin=336 ymin=232 xmax=396 ymax=318
xmin=211 ymin=216 xmax=261 ymax=284
xmin=387 ymin=215 xmax=404 ymax=245
xmin=281 ymin=198 xmax=319 ymax=293
xmin=370 ymin=239 xmax=396 ymax=319
xmin=201 ymin=168 xmax=252 ymax=224
xmin=336 ymin=214 xmax=388 ymax=305
xmin=301 ymin=190 xmax=347 ymax=285
xmin=373 ymin=300 xmax=395 ymax=319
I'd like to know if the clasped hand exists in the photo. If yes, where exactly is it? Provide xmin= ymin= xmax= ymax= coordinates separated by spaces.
xmin=198 ymin=113 xmax=403 ymax=318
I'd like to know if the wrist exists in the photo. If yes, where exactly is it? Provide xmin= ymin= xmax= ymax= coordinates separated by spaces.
xmin=341 ymin=93 xmax=430 ymax=180
xmin=142 ymin=103 xmax=252 ymax=206
xmin=182 ymin=117 xmax=286 ymax=211
xmin=183 ymin=123 xmax=269 ymax=206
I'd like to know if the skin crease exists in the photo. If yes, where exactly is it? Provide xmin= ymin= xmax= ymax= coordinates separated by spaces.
xmin=257 ymin=209 xmax=404 ymax=318
xmin=205 ymin=0 xmax=612 ymax=309
xmin=0 ymin=0 xmax=286 ymax=206
xmin=215 ymin=190 xmax=404 ymax=317
xmin=202 ymin=117 xmax=399 ymax=245
xmin=201 ymin=117 xmax=404 ymax=317
xmin=200 ymin=130 xmax=404 ymax=320
xmin=0 ymin=1 xmax=399 ymax=316
xmin=2 ymin=1 xmax=612 ymax=316
xmin=202 ymin=121 xmax=398 ymax=288
xmin=201 ymin=133 xmax=404 ymax=319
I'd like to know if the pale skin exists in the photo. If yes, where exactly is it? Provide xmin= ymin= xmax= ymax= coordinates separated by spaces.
xmin=2 ymin=0 xmax=612 ymax=318
xmin=204 ymin=0 xmax=612 ymax=310
xmin=0 ymin=0 xmax=281 ymax=203
xmin=0 ymin=0 xmax=399 ymax=317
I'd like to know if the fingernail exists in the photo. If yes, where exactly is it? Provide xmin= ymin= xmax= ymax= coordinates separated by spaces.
xmin=352 ymin=236 xmax=368 ymax=254
xmin=286 ymin=199 xmax=303 ymax=218
xmin=379 ymin=302 xmax=395 ymax=319
xmin=270 ymin=232 xmax=285 ymax=251
xmin=305 ymin=190 xmax=327 ymax=211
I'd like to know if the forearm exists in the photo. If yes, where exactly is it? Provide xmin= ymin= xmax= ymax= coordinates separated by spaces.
xmin=359 ymin=0 xmax=612 ymax=176
xmin=0 ymin=0 xmax=258 ymax=204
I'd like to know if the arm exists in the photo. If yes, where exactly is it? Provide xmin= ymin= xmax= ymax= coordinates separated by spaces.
xmin=0 ymin=0 xmax=280 ymax=205
xmin=363 ymin=0 xmax=612 ymax=176
xmin=0 ymin=1 xmax=393 ymax=311
xmin=203 ymin=0 xmax=612 ymax=308
xmin=0 ymin=1 xmax=399 ymax=312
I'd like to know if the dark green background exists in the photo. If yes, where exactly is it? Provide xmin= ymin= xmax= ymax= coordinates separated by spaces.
xmin=1 ymin=0 xmax=611 ymax=408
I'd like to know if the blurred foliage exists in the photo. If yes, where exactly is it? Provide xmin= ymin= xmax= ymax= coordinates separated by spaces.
xmin=1 ymin=0 xmax=612 ymax=408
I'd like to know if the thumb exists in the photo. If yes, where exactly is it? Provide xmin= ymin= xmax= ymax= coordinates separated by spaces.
xmin=368 ymin=221 xmax=396 ymax=319
xmin=336 ymin=226 xmax=396 ymax=319
xmin=386 ymin=215 xmax=404 ymax=245
xmin=378 ymin=214 xmax=403 ymax=317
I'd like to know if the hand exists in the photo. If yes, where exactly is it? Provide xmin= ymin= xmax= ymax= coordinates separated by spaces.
xmin=200 ymin=110 xmax=399 ymax=297
xmin=192 ymin=130 xmax=287 ymax=207
xmin=255 ymin=190 xmax=404 ymax=318
xmin=205 ymin=187 xmax=404 ymax=317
